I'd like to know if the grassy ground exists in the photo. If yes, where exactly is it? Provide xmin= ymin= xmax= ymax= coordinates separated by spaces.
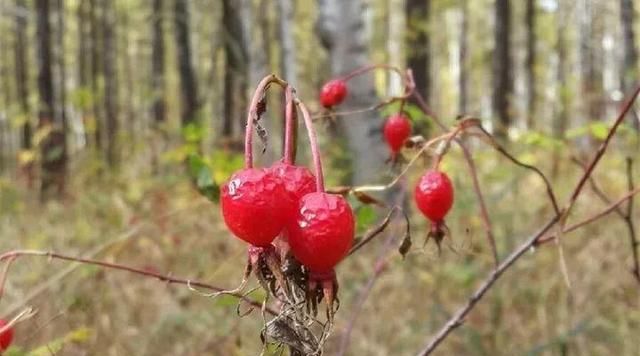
xmin=0 ymin=142 xmax=638 ymax=355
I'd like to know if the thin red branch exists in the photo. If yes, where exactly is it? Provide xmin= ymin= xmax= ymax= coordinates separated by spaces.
xmin=0 ymin=250 xmax=276 ymax=315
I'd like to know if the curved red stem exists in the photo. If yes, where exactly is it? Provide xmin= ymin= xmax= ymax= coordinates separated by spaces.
xmin=244 ymin=74 xmax=287 ymax=168
xmin=296 ymin=100 xmax=325 ymax=192
xmin=283 ymin=85 xmax=297 ymax=164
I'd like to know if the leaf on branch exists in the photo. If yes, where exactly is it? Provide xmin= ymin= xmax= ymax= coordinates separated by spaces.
xmin=353 ymin=191 xmax=386 ymax=207
xmin=326 ymin=186 xmax=352 ymax=195
xmin=398 ymin=210 xmax=412 ymax=259
xmin=255 ymin=95 xmax=268 ymax=153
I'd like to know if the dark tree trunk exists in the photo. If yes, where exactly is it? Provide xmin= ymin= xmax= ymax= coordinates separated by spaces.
xmin=174 ymin=0 xmax=200 ymax=127
xmin=78 ymin=0 xmax=89 ymax=87
xmin=36 ymin=0 xmax=66 ymax=198
xmin=492 ymin=0 xmax=512 ymax=139
xmin=55 ymin=0 xmax=67 ymax=143
xmin=89 ymin=0 xmax=102 ymax=150
xmin=221 ymin=0 xmax=248 ymax=139
xmin=151 ymin=0 xmax=166 ymax=126
xmin=459 ymin=0 xmax=468 ymax=114
xmin=406 ymin=0 xmax=430 ymax=101
xmin=525 ymin=0 xmax=536 ymax=129
xmin=15 ymin=0 xmax=31 ymax=150
xmin=621 ymin=0 xmax=639 ymax=92
xmin=102 ymin=0 xmax=118 ymax=166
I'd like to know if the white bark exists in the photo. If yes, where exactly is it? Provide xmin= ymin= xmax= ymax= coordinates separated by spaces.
xmin=386 ymin=0 xmax=404 ymax=94
xmin=277 ymin=0 xmax=297 ymax=86
xmin=240 ymin=0 xmax=267 ymax=86
xmin=317 ymin=0 xmax=387 ymax=184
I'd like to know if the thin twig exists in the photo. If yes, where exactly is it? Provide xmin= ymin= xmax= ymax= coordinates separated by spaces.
xmin=535 ymin=186 xmax=640 ymax=245
xmin=624 ymin=158 xmax=639 ymax=283
xmin=0 ymin=250 xmax=276 ymax=316
xmin=415 ymin=217 xmax=560 ymax=356
xmin=416 ymin=84 xmax=640 ymax=355
xmin=337 ymin=189 xmax=408 ymax=356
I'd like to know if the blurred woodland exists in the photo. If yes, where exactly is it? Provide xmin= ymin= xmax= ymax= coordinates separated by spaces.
xmin=0 ymin=0 xmax=639 ymax=355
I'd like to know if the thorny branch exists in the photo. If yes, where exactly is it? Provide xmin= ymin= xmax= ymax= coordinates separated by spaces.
xmin=416 ymin=84 xmax=640 ymax=355
xmin=0 ymin=250 xmax=277 ymax=316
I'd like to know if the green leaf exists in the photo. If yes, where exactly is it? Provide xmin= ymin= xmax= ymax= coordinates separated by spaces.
xmin=589 ymin=122 xmax=610 ymax=140
xmin=355 ymin=205 xmax=376 ymax=233
xmin=187 ymin=154 xmax=219 ymax=202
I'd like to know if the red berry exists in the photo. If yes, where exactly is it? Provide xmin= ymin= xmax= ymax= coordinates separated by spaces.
xmin=269 ymin=162 xmax=316 ymax=219
xmin=221 ymin=168 xmax=287 ymax=247
xmin=414 ymin=170 xmax=454 ymax=222
xmin=383 ymin=113 xmax=412 ymax=154
xmin=288 ymin=192 xmax=355 ymax=273
xmin=0 ymin=319 xmax=14 ymax=351
xmin=319 ymin=79 xmax=348 ymax=108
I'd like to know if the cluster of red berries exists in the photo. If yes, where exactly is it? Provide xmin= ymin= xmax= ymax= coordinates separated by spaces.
xmin=221 ymin=162 xmax=354 ymax=277
xmin=221 ymin=78 xmax=355 ymax=318
xmin=0 ymin=319 xmax=14 ymax=352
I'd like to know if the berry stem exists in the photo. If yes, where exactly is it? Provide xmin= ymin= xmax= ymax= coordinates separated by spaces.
xmin=339 ymin=64 xmax=405 ymax=82
xmin=283 ymin=85 xmax=297 ymax=164
xmin=296 ymin=100 xmax=325 ymax=192
xmin=244 ymin=74 xmax=288 ymax=168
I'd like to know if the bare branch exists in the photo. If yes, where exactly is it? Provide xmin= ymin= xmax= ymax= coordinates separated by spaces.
xmin=0 ymin=250 xmax=276 ymax=315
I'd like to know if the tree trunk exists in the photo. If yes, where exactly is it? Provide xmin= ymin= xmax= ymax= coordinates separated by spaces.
xmin=492 ymin=0 xmax=512 ymax=139
xmin=525 ymin=0 xmax=536 ymax=129
xmin=276 ymin=0 xmax=296 ymax=85
xmin=15 ymin=0 xmax=31 ymax=150
xmin=102 ymin=0 xmax=118 ymax=166
xmin=174 ymin=0 xmax=200 ymax=127
xmin=36 ymin=0 xmax=66 ymax=198
xmin=387 ymin=0 xmax=404 ymax=93
xmin=552 ymin=1 xmax=569 ymax=178
xmin=89 ymin=0 xmax=102 ymax=150
xmin=620 ymin=0 xmax=639 ymax=94
xmin=459 ymin=0 xmax=468 ymax=114
xmin=317 ymin=0 xmax=386 ymax=184
xmin=406 ymin=0 xmax=430 ymax=101
xmin=579 ymin=0 xmax=602 ymax=150
xmin=151 ymin=0 xmax=166 ymax=126
xmin=221 ymin=0 xmax=247 ymax=140
xmin=55 ymin=0 xmax=67 ymax=148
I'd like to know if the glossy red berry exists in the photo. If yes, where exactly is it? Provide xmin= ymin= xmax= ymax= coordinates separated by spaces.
xmin=0 ymin=319 xmax=14 ymax=351
xmin=319 ymin=79 xmax=348 ymax=108
xmin=383 ymin=113 xmax=412 ymax=154
xmin=414 ymin=170 xmax=454 ymax=223
xmin=288 ymin=192 xmax=355 ymax=273
xmin=221 ymin=168 xmax=287 ymax=247
xmin=269 ymin=162 xmax=316 ymax=218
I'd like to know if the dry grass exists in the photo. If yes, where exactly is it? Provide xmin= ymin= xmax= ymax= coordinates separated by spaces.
xmin=0 ymin=146 xmax=638 ymax=356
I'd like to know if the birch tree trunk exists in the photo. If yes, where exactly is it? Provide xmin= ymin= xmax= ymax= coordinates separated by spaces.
xmin=459 ymin=0 xmax=468 ymax=114
xmin=317 ymin=0 xmax=386 ymax=184
xmin=277 ymin=0 xmax=296 ymax=85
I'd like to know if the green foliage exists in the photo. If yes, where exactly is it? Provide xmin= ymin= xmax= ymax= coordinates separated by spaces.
xmin=187 ymin=154 xmax=219 ymax=202
xmin=27 ymin=328 xmax=92 ymax=356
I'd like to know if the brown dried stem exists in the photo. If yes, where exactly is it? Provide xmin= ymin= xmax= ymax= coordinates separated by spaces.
xmin=0 ymin=250 xmax=277 ymax=316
